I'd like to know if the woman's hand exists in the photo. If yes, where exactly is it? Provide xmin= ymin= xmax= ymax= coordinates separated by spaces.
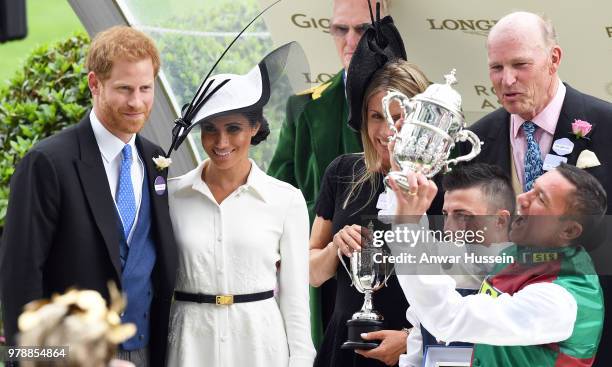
xmin=355 ymin=329 xmax=409 ymax=366
xmin=333 ymin=224 xmax=364 ymax=257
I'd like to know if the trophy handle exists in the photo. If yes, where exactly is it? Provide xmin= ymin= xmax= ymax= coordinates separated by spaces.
xmin=445 ymin=129 xmax=483 ymax=169
xmin=337 ymin=248 xmax=355 ymax=287
xmin=381 ymin=91 xmax=413 ymax=141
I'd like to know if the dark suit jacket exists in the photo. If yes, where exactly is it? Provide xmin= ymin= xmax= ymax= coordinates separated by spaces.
xmin=0 ymin=115 xmax=178 ymax=366
xmin=467 ymin=83 xmax=612 ymax=367
xmin=467 ymin=83 xmax=612 ymax=203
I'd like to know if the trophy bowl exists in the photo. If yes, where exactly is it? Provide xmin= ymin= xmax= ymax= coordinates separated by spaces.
xmin=382 ymin=69 xmax=482 ymax=191
xmin=338 ymin=222 xmax=393 ymax=350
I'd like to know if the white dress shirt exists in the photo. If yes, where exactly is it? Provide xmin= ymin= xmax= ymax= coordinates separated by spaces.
xmin=166 ymin=159 xmax=315 ymax=367
xmin=90 ymin=110 xmax=144 ymax=243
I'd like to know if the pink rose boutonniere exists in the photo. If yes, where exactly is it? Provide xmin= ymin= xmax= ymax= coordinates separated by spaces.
xmin=571 ymin=119 xmax=592 ymax=139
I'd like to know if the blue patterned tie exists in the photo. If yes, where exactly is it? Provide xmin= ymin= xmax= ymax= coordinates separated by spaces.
xmin=116 ymin=145 xmax=137 ymax=240
xmin=523 ymin=121 xmax=543 ymax=192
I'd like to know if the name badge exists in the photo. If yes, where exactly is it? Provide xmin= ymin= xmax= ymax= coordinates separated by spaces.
xmin=552 ymin=138 xmax=574 ymax=156
xmin=154 ymin=176 xmax=166 ymax=195
xmin=543 ymin=154 xmax=567 ymax=171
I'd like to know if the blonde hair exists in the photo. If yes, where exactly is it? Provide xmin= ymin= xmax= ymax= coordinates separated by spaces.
xmin=86 ymin=25 xmax=160 ymax=81
xmin=343 ymin=60 xmax=430 ymax=210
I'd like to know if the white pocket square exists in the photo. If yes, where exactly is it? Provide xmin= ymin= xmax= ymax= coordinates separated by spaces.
xmin=576 ymin=149 xmax=601 ymax=169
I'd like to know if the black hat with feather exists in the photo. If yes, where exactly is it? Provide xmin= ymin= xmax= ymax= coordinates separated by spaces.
xmin=346 ymin=1 xmax=407 ymax=132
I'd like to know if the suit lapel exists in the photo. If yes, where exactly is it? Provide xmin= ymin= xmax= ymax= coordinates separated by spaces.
xmin=136 ymin=137 xmax=177 ymax=295
xmin=553 ymin=84 xmax=595 ymax=166
xmin=135 ymin=137 xmax=166 ymax=239
xmin=74 ymin=117 xmax=122 ymax=280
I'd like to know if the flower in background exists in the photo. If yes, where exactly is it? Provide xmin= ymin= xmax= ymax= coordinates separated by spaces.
xmin=571 ymin=119 xmax=592 ymax=139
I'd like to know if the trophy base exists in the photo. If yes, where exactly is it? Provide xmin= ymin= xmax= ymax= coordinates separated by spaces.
xmin=341 ymin=318 xmax=384 ymax=350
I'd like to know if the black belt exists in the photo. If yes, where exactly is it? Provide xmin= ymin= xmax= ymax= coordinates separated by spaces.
xmin=174 ymin=290 xmax=274 ymax=305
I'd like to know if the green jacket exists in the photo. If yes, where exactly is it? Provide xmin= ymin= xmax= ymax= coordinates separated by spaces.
xmin=268 ymin=71 xmax=362 ymax=221
xmin=473 ymin=245 xmax=604 ymax=367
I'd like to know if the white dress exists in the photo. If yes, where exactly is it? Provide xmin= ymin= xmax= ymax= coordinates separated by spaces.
xmin=166 ymin=160 xmax=315 ymax=367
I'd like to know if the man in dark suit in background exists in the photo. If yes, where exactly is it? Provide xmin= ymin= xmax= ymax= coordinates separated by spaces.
xmin=0 ymin=26 xmax=177 ymax=367
xmin=467 ymin=11 xmax=612 ymax=366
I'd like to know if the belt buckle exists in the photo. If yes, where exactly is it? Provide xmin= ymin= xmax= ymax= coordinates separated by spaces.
xmin=216 ymin=295 xmax=234 ymax=305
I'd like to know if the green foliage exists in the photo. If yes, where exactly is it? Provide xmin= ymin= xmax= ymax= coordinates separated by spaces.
xmin=0 ymin=0 xmax=85 ymax=84
xmin=154 ymin=1 xmax=289 ymax=170
xmin=0 ymin=33 xmax=91 ymax=227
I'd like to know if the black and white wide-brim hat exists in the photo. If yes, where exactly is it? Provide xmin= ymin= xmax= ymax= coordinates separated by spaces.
xmin=187 ymin=61 xmax=271 ymax=126
xmin=165 ymin=40 xmax=307 ymax=155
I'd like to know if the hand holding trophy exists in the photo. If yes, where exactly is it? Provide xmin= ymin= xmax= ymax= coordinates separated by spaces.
xmin=382 ymin=69 xmax=482 ymax=191
xmin=338 ymin=222 xmax=394 ymax=350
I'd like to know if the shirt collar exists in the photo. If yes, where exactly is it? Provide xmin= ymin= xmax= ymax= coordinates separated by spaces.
xmin=243 ymin=159 xmax=269 ymax=203
xmin=177 ymin=158 xmax=269 ymax=203
xmin=511 ymin=79 xmax=566 ymax=138
xmin=90 ymin=109 xmax=137 ymax=162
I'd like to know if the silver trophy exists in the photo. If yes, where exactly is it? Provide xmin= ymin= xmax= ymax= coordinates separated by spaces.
xmin=382 ymin=69 xmax=482 ymax=190
xmin=338 ymin=222 xmax=393 ymax=350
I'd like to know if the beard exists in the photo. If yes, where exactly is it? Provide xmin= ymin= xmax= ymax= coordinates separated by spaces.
xmin=97 ymin=96 xmax=151 ymax=136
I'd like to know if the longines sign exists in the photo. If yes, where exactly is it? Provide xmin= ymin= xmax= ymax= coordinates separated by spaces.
xmin=291 ymin=13 xmax=330 ymax=33
xmin=260 ymin=0 xmax=612 ymax=119
xmin=427 ymin=18 xmax=497 ymax=36
xmin=303 ymin=72 xmax=334 ymax=84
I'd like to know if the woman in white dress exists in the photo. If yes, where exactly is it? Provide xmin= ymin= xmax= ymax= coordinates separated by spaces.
xmin=165 ymin=45 xmax=315 ymax=366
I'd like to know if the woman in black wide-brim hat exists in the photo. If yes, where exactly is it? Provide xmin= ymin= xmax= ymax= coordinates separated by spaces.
xmin=308 ymin=11 xmax=431 ymax=367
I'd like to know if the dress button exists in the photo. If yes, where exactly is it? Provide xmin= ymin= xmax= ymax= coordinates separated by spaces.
xmin=139 ymin=334 xmax=144 ymax=340
xmin=473 ymin=358 xmax=480 ymax=366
